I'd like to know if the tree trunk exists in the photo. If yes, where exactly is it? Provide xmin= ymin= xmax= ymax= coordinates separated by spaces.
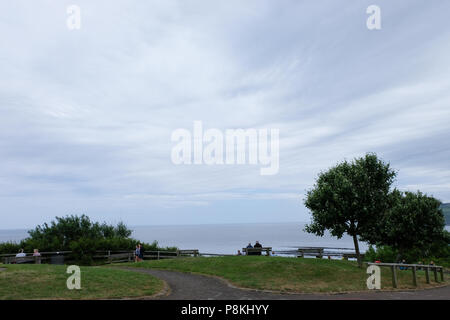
xmin=352 ymin=234 xmax=362 ymax=268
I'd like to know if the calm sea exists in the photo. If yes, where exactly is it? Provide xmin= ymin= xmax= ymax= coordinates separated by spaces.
xmin=0 ymin=222 xmax=371 ymax=255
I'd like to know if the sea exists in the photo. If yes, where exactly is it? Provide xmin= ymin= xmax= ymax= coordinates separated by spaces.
xmin=0 ymin=222 xmax=371 ymax=255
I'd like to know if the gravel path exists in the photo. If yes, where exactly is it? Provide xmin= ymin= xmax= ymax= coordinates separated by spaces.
xmin=121 ymin=267 xmax=450 ymax=300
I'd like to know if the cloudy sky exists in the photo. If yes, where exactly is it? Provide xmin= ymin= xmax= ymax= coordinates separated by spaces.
xmin=1 ymin=0 xmax=450 ymax=229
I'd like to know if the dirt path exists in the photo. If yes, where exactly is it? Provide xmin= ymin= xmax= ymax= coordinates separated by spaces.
xmin=121 ymin=267 xmax=450 ymax=300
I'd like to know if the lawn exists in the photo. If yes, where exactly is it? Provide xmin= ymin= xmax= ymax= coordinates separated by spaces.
xmin=0 ymin=264 xmax=163 ymax=300
xmin=124 ymin=256 xmax=449 ymax=293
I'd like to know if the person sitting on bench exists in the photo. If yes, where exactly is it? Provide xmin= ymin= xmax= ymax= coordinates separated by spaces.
xmin=246 ymin=243 xmax=253 ymax=255
xmin=16 ymin=249 xmax=26 ymax=258
xmin=254 ymin=241 xmax=262 ymax=255
xmin=15 ymin=249 xmax=26 ymax=264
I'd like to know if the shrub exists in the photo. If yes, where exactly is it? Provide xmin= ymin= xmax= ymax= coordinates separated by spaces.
xmin=0 ymin=215 xmax=177 ymax=265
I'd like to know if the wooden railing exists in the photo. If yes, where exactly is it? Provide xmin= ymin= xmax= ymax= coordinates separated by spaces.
xmin=1 ymin=249 xmax=200 ymax=265
xmin=95 ymin=249 xmax=200 ymax=263
xmin=1 ymin=251 xmax=70 ymax=264
xmin=367 ymin=262 xmax=445 ymax=288
xmin=2 ymin=256 xmax=48 ymax=264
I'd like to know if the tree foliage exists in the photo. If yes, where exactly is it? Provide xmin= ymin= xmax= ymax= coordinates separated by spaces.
xmin=26 ymin=215 xmax=132 ymax=250
xmin=0 ymin=215 xmax=177 ymax=265
xmin=367 ymin=190 xmax=446 ymax=259
xmin=304 ymin=153 xmax=449 ymax=267
xmin=304 ymin=153 xmax=397 ymax=267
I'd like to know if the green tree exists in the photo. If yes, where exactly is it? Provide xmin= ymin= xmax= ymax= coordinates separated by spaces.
xmin=0 ymin=215 xmax=178 ymax=264
xmin=370 ymin=190 xmax=446 ymax=260
xmin=304 ymin=153 xmax=396 ymax=267
xmin=27 ymin=214 xmax=132 ymax=250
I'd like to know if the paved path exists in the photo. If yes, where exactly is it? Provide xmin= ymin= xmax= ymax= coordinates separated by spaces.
xmin=122 ymin=267 xmax=450 ymax=300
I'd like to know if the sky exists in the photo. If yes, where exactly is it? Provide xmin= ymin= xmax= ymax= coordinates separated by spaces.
xmin=1 ymin=0 xmax=450 ymax=229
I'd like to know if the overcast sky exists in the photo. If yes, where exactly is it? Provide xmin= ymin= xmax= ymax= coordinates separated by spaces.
xmin=1 ymin=0 xmax=450 ymax=229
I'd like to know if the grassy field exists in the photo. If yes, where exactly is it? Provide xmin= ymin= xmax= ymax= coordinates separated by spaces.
xmin=124 ymin=256 xmax=449 ymax=293
xmin=0 ymin=264 xmax=163 ymax=300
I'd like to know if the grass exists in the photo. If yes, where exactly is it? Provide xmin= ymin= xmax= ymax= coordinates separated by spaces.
xmin=0 ymin=264 xmax=163 ymax=300
xmin=123 ymin=256 xmax=449 ymax=293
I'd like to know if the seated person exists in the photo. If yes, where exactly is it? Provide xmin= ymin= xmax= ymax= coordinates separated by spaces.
xmin=246 ymin=243 xmax=253 ymax=255
xmin=253 ymin=241 xmax=262 ymax=255
xmin=15 ymin=249 xmax=26 ymax=263
xmin=15 ymin=249 xmax=26 ymax=258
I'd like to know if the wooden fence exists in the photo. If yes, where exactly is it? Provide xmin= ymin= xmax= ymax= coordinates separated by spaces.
xmin=1 ymin=249 xmax=201 ymax=265
xmin=367 ymin=262 xmax=445 ymax=288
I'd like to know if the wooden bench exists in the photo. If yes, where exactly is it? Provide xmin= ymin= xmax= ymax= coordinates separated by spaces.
xmin=177 ymin=249 xmax=199 ymax=257
xmin=3 ymin=256 xmax=44 ymax=264
xmin=242 ymin=247 xmax=272 ymax=256
xmin=297 ymin=248 xmax=324 ymax=258
xmin=342 ymin=253 xmax=365 ymax=260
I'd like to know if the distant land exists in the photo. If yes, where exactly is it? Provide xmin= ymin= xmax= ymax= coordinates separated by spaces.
xmin=442 ymin=203 xmax=450 ymax=225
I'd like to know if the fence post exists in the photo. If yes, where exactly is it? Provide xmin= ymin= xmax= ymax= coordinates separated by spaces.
xmin=157 ymin=251 xmax=160 ymax=260
xmin=108 ymin=250 xmax=112 ymax=264
xmin=317 ymin=248 xmax=323 ymax=259
xmin=440 ymin=267 xmax=444 ymax=282
xmin=425 ymin=267 xmax=430 ymax=284
xmin=434 ymin=267 xmax=438 ymax=282
xmin=391 ymin=265 xmax=398 ymax=288
xmin=412 ymin=266 xmax=417 ymax=287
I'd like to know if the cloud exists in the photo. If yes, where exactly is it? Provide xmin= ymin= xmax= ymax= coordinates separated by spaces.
xmin=1 ymin=0 xmax=450 ymax=228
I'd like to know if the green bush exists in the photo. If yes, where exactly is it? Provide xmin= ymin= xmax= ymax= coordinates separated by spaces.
xmin=364 ymin=245 xmax=398 ymax=263
xmin=0 ymin=242 xmax=21 ymax=255
xmin=365 ymin=239 xmax=449 ymax=265
xmin=0 ymin=215 xmax=177 ymax=265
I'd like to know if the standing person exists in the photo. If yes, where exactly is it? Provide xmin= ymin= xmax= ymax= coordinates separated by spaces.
xmin=139 ymin=244 xmax=145 ymax=262
xmin=135 ymin=245 xmax=140 ymax=262
xmin=254 ymin=241 xmax=262 ymax=256
xmin=237 ymin=250 xmax=242 ymax=256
